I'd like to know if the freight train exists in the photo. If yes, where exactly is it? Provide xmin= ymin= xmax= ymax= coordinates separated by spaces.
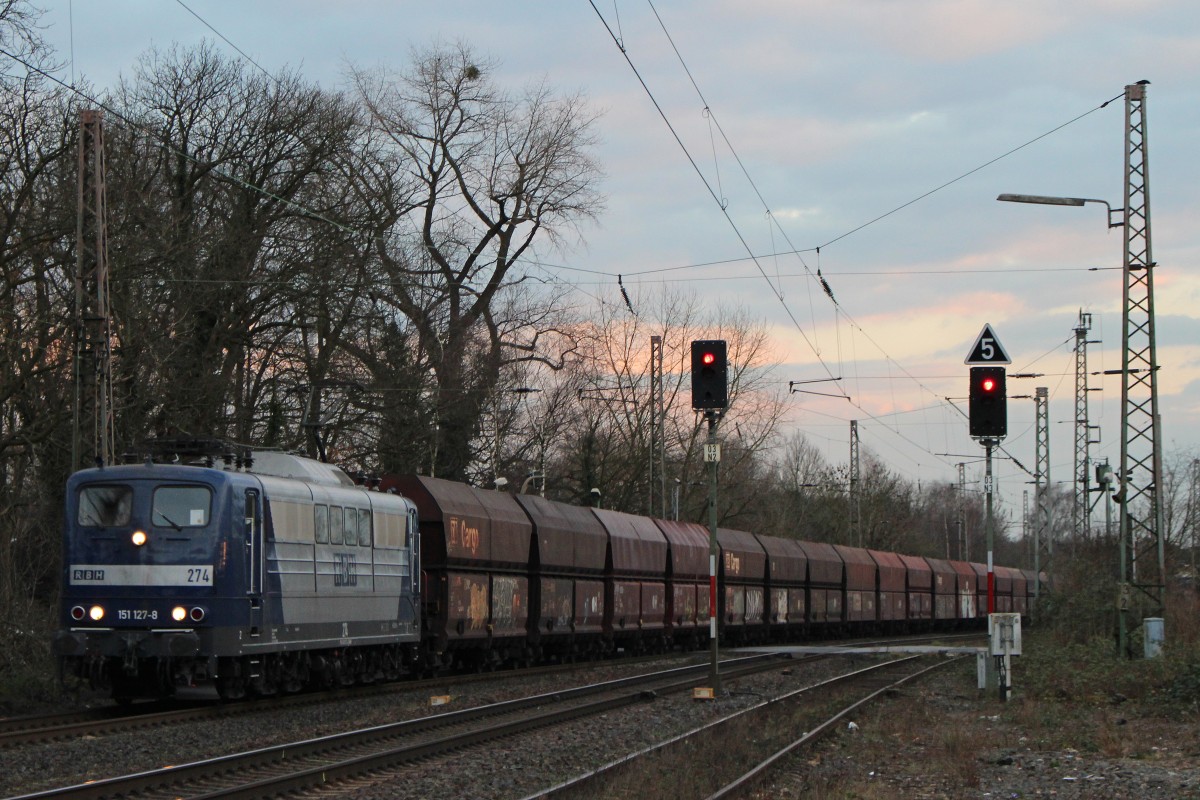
xmin=53 ymin=446 xmax=1037 ymax=702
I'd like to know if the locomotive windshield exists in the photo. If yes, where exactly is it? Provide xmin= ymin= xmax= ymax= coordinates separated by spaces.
xmin=77 ymin=486 xmax=132 ymax=527
xmin=152 ymin=486 xmax=212 ymax=529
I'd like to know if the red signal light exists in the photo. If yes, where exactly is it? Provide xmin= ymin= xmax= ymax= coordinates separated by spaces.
xmin=969 ymin=366 xmax=1007 ymax=438
xmin=691 ymin=340 xmax=728 ymax=410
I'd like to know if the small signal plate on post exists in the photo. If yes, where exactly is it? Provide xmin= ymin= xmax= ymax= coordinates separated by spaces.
xmin=692 ymin=687 xmax=715 ymax=701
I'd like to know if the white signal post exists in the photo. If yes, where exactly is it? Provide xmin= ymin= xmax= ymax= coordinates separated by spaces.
xmin=705 ymin=411 xmax=721 ymax=694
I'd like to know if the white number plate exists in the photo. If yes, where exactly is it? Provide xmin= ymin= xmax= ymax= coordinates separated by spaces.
xmin=70 ymin=564 xmax=213 ymax=586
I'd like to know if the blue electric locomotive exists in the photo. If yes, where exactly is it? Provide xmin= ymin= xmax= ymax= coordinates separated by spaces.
xmin=53 ymin=450 xmax=421 ymax=702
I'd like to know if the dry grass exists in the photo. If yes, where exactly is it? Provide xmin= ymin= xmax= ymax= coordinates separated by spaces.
xmin=564 ymin=578 xmax=1200 ymax=797
xmin=754 ymin=604 xmax=1200 ymax=797
xmin=829 ymin=679 xmax=989 ymax=793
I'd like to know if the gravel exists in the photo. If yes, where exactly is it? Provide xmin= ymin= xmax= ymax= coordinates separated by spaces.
xmin=1 ymin=653 xmax=867 ymax=799
xmin=11 ymin=653 xmax=1192 ymax=799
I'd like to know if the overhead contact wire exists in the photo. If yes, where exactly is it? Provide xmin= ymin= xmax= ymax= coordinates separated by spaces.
xmin=588 ymin=0 xmax=833 ymax=385
xmin=642 ymin=3 xmax=1126 ymax=474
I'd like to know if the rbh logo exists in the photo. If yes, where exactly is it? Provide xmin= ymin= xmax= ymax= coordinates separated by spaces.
xmin=73 ymin=568 xmax=105 ymax=581
xmin=334 ymin=553 xmax=357 ymax=587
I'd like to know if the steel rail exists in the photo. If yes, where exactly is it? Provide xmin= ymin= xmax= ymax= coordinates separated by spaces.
xmin=1 ymin=650 xmax=699 ymax=749
xmin=6 ymin=633 xmax=979 ymax=749
xmin=524 ymin=654 xmax=956 ymax=800
xmin=706 ymin=656 xmax=963 ymax=799
xmin=9 ymin=653 xmax=784 ymax=800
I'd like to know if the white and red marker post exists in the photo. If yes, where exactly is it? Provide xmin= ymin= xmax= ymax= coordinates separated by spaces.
xmin=705 ymin=411 xmax=722 ymax=694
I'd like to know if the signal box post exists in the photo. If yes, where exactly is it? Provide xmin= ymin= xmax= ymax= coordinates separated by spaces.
xmin=965 ymin=324 xmax=1013 ymax=696
xmin=970 ymin=365 xmax=1007 ymax=614
xmin=691 ymin=340 xmax=727 ymax=694
xmin=965 ymin=325 xmax=1010 ymax=616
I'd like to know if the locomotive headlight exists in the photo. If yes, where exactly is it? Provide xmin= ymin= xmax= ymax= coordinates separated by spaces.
xmin=171 ymin=606 xmax=187 ymax=622
xmin=88 ymin=605 xmax=105 ymax=621
xmin=131 ymin=530 xmax=147 ymax=546
xmin=70 ymin=605 xmax=86 ymax=621
xmin=189 ymin=606 xmax=206 ymax=622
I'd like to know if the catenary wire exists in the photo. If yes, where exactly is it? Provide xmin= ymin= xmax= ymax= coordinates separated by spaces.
xmin=598 ymin=3 xmax=1124 ymax=478
xmin=173 ymin=0 xmax=275 ymax=80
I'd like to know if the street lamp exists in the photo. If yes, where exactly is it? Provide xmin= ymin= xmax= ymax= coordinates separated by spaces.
xmin=996 ymin=194 xmax=1123 ymax=229
xmin=520 ymin=471 xmax=543 ymax=494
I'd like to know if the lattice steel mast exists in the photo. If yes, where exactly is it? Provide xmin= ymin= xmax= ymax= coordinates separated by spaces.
xmin=72 ymin=109 xmax=115 ymax=471
xmin=1022 ymin=489 xmax=1030 ymax=561
xmin=1117 ymin=81 xmax=1165 ymax=654
xmin=1033 ymin=387 xmax=1051 ymax=607
xmin=1073 ymin=311 xmax=1095 ymax=541
xmin=958 ymin=462 xmax=967 ymax=560
xmin=649 ymin=335 xmax=665 ymax=517
xmin=849 ymin=420 xmax=861 ymax=545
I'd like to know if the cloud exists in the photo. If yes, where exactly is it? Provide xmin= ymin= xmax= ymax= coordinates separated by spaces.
xmin=772 ymin=206 xmax=825 ymax=221
xmin=720 ymin=0 xmax=1169 ymax=63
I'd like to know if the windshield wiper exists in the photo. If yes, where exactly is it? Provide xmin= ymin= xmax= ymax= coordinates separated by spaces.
xmin=154 ymin=512 xmax=184 ymax=532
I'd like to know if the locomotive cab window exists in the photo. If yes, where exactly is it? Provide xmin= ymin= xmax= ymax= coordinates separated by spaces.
xmin=78 ymin=486 xmax=133 ymax=527
xmin=152 ymin=486 xmax=211 ymax=529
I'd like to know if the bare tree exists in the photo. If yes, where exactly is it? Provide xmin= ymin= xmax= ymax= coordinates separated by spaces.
xmin=349 ymin=42 xmax=603 ymax=480
xmin=1158 ymin=448 xmax=1200 ymax=575
xmin=0 ymin=0 xmax=42 ymax=60
xmin=103 ymin=43 xmax=366 ymax=446
xmin=545 ymin=286 xmax=787 ymax=522
xmin=0 ymin=0 xmax=78 ymax=682
xmin=760 ymin=432 xmax=840 ymax=539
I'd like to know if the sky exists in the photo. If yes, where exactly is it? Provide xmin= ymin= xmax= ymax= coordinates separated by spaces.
xmin=30 ymin=0 xmax=1200 ymax=531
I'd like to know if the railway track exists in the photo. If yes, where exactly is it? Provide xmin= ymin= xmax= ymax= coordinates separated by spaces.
xmin=3 ymin=631 xmax=980 ymax=750
xmin=707 ymin=656 xmax=960 ymax=799
xmin=0 ymin=650 xmax=696 ymax=749
xmin=9 ymin=652 xmax=791 ymax=800
xmin=525 ymin=653 xmax=961 ymax=799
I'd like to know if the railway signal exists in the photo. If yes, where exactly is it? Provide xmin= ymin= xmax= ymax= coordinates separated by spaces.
xmin=691 ymin=340 xmax=728 ymax=410
xmin=963 ymin=323 xmax=1012 ymax=625
xmin=969 ymin=366 xmax=1007 ymax=438
xmin=690 ymin=338 xmax=728 ymax=693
